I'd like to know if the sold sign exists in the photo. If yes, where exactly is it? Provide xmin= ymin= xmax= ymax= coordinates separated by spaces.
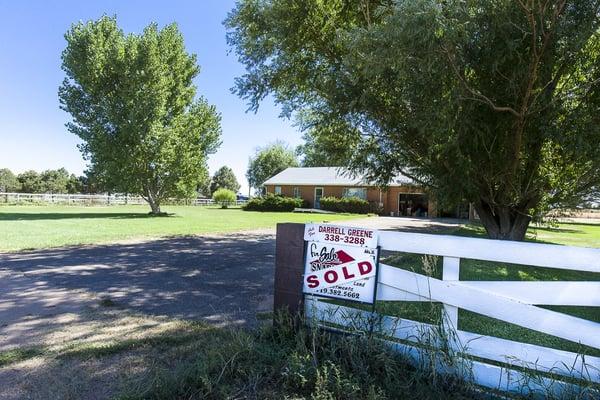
xmin=302 ymin=237 xmax=379 ymax=304
xmin=305 ymin=260 xmax=375 ymax=290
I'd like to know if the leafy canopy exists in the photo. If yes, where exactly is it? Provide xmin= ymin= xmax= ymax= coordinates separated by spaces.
xmin=210 ymin=166 xmax=241 ymax=195
xmin=60 ymin=16 xmax=221 ymax=213
xmin=296 ymin=112 xmax=360 ymax=167
xmin=226 ymin=0 xmax=600 ymax=240
xmin=0 ymin=168 xmax=20 ymax=193
xmin=12 ymin=168 xmax=83 ymax=194
xmin=17 ymin=170 xmax=43 ymax=193
xmin=246 ymin=141 xmax=299 ymax=191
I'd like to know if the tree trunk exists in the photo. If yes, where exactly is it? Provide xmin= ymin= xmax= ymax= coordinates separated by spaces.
xmin=473 ymin=200 xmax=531 ymax=241
xmin=145 ymin=188 xmax=162 ymax=215
xmin=148 ymin=199 xmax=161 ymax=214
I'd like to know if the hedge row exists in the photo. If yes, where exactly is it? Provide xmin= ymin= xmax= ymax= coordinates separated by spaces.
xmin=243 ymin=193 xmax=308 ymax=212
xmin=320 ymin=196 xmax=374 ymax=214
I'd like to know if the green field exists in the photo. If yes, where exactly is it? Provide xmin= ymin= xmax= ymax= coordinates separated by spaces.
xmin=458 ymin=222 xmax=600 ymax=248
xmin=0 ymin=204 xmax=361 ymax=252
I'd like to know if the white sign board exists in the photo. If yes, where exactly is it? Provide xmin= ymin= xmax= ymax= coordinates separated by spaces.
xmin=303 ymin=224 xmax=379 ymax=304
xmin=304 ymin=223 xmax=378 ymax=248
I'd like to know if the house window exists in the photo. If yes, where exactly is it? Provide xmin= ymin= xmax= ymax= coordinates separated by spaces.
xmin=343 ymin=187 xmax=367 ymax=200
xmin=274 ymin=186 xmax=282 ymax=195
xmin=293 ymin=187 xmax=301 ymax=198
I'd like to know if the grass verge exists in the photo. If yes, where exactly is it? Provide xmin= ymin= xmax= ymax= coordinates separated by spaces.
xmin=0 ymin=347 xmax=45 ymax=367
xmin=0 ymin=311 xmax=481 ymax=400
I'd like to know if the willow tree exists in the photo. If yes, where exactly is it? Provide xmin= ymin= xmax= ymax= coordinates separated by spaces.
xmin=226 ymin=0 xmax=600 ymax=240
xmin=296 ymin=112 xmax=361 ymax=167
xmin=60 ymin=16 xmax=221 ymax=214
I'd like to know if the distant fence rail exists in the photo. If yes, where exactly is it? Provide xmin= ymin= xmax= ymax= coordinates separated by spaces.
xmin=0 ymin=192 xmax=247 ymax=207
xmin=548 ymin=208 xmax=600 ymax=219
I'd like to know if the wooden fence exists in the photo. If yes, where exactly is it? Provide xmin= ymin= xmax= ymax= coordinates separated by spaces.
xmin=550 ymin=208 xmax=600 ymax=220
xmin=304 ymin=229 xmax=600 ymax=397
xmin=0 ymin=192 xmax=247 ymax=206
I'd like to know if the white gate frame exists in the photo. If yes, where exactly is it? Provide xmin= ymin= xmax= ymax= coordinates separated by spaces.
xmin=305 ymin=230 xmax=600 ymax=396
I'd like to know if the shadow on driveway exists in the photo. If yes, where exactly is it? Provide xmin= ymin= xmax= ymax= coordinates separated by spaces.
xmin=0 ymin=232 xmax=276 ymax=345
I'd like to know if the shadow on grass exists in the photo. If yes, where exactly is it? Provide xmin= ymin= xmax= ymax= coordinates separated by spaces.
xmin=0 ymin=347 xmax=45 ymax=367
xmin=529 ymin=225 xmax=583 ymax=234
xmin=554 ymin=221 xmax=600 ymax=228
xmin=453 ymin=223 xmax=594 ymax=246
xmin=0 ymin=212 xmax=175 ymax=221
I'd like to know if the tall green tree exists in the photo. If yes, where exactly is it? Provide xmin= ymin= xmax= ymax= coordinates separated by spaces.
xmin=40 ymin=168 xmax=71 ymax=193
xmin=226 ymin=0 xmax=600 ymax=240
xmin=17 ymin=170 xmax=43 ymax=193
xmin=196 ymin=169 xmax=211 ymax=198
xmin=210 ymin=166 xmax=241 ymax=195
xmin=66 ymin=173 xmax=83 ymax=194
xmin=246 ymin=142 xmax=299 ymax=193
xmin=60 ymin=16 xmax=221 ymax=214
xmin=0 ymin=168 xmax=20 ymax=192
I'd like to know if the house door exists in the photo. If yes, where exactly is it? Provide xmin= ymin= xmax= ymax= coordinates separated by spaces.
xmin=398 ymin=193 xmax=429 ymax=217
xmin=314 ymin=187 xmax=324 ymax=209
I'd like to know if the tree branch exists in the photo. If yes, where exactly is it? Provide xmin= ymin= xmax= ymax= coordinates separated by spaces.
xmin=440 ymin=44 xmax=521 ymax=117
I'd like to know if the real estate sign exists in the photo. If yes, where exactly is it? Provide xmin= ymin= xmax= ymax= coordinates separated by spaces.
xmin=303 ymin=224 xmax=379 ymax=304
xmin=304 ymin=223 xmax=378 ymax=248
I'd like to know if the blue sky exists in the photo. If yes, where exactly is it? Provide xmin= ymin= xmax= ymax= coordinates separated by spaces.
xmin=0 ymin=0 xmax=301 ymax=194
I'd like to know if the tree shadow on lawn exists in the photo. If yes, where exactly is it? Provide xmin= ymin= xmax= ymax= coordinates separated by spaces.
xmin=0 ymin=212 xmax=175 ymax=221
xmin=529 ymin=225 xmax=584 ymax=234
xmin=455 ymin=222 xmax=593 ymax=245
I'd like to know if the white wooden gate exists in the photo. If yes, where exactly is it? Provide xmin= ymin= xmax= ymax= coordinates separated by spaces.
xmin=305 ymin=230 xmax=600 ymax=397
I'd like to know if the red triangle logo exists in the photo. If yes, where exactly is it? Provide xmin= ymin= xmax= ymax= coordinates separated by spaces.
xmin=335 ymin=249 xmax=355 ymax=264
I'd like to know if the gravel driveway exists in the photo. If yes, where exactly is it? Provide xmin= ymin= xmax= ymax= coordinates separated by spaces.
xmin=0 ymin=229 xmax=276 ymax=349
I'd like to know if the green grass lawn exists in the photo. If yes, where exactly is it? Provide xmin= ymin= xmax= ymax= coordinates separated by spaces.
xmin=0 ymin=204 xmax=362 ymax=252
xmin=457 ymin=221 xmax=600 ymax=248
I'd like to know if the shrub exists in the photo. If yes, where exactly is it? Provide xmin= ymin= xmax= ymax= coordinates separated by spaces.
xmin=212 ymin=188 xmax=236 ymax=208
xmin=243 ymin=193 xmax=304 ymax=212
xmin=320 ymin=196 xmax=371 ymax=214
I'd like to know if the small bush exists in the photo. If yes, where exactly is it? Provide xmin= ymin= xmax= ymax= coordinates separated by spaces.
xmin=212 ymin=188 xmax=236 ymax=208
xmin=320 ymin=196 xmax=372 ymax=214
xmin=243 ymin=193 xmax=304 ymax=212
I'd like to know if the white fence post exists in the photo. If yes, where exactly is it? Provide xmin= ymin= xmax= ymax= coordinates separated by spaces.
xmin=442 ymin=256 xmax=460 ymax=333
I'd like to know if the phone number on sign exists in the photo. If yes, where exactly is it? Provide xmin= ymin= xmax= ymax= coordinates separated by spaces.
xmin=323 ymin=234 xmax=366 ymax=245
xmin=317 ymin=287 xmax=361 ymax=299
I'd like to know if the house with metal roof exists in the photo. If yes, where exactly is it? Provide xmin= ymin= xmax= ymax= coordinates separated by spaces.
xmin=263 ymin=167 xmax=435 ymax=217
